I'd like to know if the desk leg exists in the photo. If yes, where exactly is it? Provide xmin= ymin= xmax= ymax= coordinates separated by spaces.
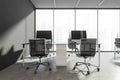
xmin=98 ymin=48 xmax=100 ymax=67
xmin=114 ymin=45 xmax=116 ymax=59
xmin=97 ymin=44 xmax=100 ymax=67
xmin=22 ymin=48 xmax=25 ymax=67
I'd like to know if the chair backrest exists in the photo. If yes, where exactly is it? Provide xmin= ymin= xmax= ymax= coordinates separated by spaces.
xmin=36 ymin=31 xmax=52 ymax=40
xmin=81 ymin=31 xmax=87 ymax=39
xmin=71 ymin=30 xmax=82 ymax=40
xmin=80 ymin=39 xmax=96 ymax=57
xmin=115 ymin=38 xmax=120 ymax=48
xmin=36 ymin=30 xmax=52 ymax=49
xmin=71 ymin=30 xmax=87 ymax=39
xmin=29 ymin=39 xmax=46 ymax=57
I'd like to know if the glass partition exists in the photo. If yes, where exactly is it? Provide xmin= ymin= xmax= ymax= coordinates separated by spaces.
xmin=54 ymin=10 xmax=74 ymax=44
xmin=36 ymin=9 xmax=120 ymax=51
xmin=98 ymin=10 xmax=119 ymax=51
xmin=76 ymin=10 xmax=97 ymax=38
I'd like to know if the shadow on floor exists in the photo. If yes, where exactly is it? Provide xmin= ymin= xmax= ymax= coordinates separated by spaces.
xmin=0 ymin=46 xmax=22 ymax=71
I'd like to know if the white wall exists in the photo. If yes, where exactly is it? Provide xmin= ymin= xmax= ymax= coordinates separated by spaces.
xmin=0 ymin=0 xmax=35 ymax=70
xmin=0 ymin=11 xmax=34 ymax=55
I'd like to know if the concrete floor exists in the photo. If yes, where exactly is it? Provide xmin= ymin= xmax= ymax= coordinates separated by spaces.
xmin=0 ymin=52 xmax=120 ymax=80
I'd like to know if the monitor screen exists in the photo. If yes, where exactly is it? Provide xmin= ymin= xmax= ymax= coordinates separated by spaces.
xmin=71 ymin=31 xmax=81 ymax=39
xmin=36 ymin=31 xmax=52 ymax=39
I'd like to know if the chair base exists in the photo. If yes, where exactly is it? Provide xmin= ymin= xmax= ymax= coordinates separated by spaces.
xmin=73 ymin=61 xmax=100 ymax=76
xmin=26 ymin=57 xmax=51 ymax=74
xmin=34 ymin=62 xmax=51 ymax=74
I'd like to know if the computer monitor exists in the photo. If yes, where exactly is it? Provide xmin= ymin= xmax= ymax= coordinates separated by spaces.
xmin=36 ymin=31 xmax=52 ymax=39
xmin=71 ymin=31 xmax=82 ymax=39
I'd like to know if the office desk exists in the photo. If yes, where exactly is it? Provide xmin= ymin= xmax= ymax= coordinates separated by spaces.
xmin=56 ymin=44 xmax=67 ymax=66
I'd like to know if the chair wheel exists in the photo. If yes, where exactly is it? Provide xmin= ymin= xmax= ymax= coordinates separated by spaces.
xmin=97 ymin=68 xmax=100 ymax=71
xmin=68 ymin=54 xmax=70 ymax=56
xmin=26 ymin=67 xmax=29 ymax=70
xmin=34 ymin=71 xmax=37 ymax=74
xmin=88 ymin=63 xmax=90 ymax=66
xmin=75 ymin=63 xmax=78 ymax=66
xmin=48 ymin=63 xmax=50 ymax=66
xmin=49 ymin=68 xmax=52 ymax=71
xmin=86 ymin=71 xmax=90 ymax=75
xmin=73 ymin=67 xmax=76 ymax=70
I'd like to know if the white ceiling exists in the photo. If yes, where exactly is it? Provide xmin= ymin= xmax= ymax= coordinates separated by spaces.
xmin=31 ymin=0 xmax=120 ymax=9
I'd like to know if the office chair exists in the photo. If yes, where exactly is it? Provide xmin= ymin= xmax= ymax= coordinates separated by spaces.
xmin=115 ymin=38 xmax=120 ymax=48
xmin=68 ymin=38 xmax=78 ymax=53
xmin=68 ymin=30 xmax=87 ymax=55
xmin=114 ymin=38 xmax=120 ymax=58
xmin=68 ymin=30 xmax=82 ymax=55
xmin=73 ymin=39 xmax=100 ymax=76
xmin=27 ymin=38 xmax=51 ymax=74
xmin=36 ymin=30 xmax=53 ymax=55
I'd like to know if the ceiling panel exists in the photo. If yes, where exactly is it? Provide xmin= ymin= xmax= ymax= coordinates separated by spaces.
xmin=31 ymin=0 xmax=120 ymax=9
xmin=31 ymin=0 xmax=54 ymax=8
xmin=99 ymin=0 xmax=120 ymax=8
xmin=55 ymin=0 xmax=78 ymax=8
xmin=77 ymin=0 xmax=101 ymax=8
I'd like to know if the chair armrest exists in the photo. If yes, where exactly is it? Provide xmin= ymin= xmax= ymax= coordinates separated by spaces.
xmin=98 ymin=44 xmax=101 ymax=48
xmin=22 ymin=43 xmax=29 ymax=48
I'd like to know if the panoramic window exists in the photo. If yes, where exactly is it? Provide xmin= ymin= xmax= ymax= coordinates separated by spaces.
xmin=54 ymin=10 xmax=74 ymax=44
xmin=76 ymin=10 xmax=97 ymax=38
xmin=98 ymin=10 xmax=119 ymax=51
xmin=36 ymin=9 xmax=120 ymax=51
xmin=36 ymin=10 xmax=53 ymax=31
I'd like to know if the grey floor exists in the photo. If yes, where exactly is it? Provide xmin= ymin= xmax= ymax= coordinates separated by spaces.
xmin=0 ymin=52 xmax=120 ymax=80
